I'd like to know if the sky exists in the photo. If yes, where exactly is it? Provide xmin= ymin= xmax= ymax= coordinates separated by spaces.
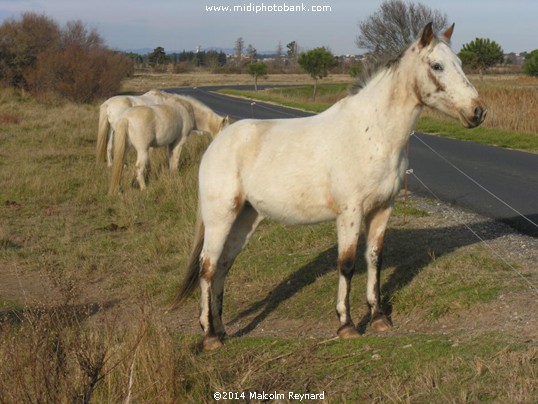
xmin=0 ymin=0 xmax=536 ymax=55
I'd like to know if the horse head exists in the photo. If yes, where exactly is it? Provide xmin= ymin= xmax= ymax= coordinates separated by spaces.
xmin=407 ymin=23 xmax=487 ymax=128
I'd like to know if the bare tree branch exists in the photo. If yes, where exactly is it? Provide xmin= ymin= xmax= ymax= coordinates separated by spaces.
xmin=356 ymin=0 xmax=448 ymax=58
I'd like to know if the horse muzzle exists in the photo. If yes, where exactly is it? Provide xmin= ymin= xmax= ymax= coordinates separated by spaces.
xmin=461 ymin=101 xmax=487 ymax=128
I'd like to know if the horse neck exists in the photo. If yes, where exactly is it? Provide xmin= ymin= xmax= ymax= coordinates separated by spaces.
xmin=348 ymin=66 xmax=423 ymax=150
xmin=192 ymin=105 xmax=220 ymax=137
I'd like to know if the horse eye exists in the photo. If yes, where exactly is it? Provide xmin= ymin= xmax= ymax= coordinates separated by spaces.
xmin=431 ymin=63 xmax=444 ymax=72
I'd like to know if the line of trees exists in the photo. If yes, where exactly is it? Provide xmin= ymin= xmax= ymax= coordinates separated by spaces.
xmin=126 ymin=48 xmax=228 ymax=71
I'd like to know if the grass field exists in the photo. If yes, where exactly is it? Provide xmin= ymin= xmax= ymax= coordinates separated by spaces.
xmin=1 ymin=75 xmax=537 ymax=402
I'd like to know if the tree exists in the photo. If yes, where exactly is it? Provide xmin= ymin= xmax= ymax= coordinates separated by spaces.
xmin=0 ymin=12 xmax=60 ymax=88
xmin=524 ymin=49 xmax=538 ymax=77
xmin=458 ymin=38 xmax=504 ymax=74
xmin=148 ymin=46 xmax=166 ymax=68
xmin=356 ymin=0 xmax=448 ymax=58
xmin=205 ymin=50 xmax=220 ymax=69
xmin=0 ymin=12 xmax=132 ymax=102
xmin=287 ymin=41 xmax=298 ymax=65
xmin=234 ymin=37 xmax=244 ymax=61
xmin=275 ymin=41 xmax=284 ymax=67
xmin=247 ymin=61 xmax=268 ymax=91
xmin=246 ymin=44 xmax=257 ymax=61
xmin=298 ymin=47 xmax=335 ymax=100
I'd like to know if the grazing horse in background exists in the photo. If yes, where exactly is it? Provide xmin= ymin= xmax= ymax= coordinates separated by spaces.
xmin=159 ymin=93 xmax=230 ymax=140
xmin=96 ymin=89 xmax=168 ymax=166
xmin=108 ymin=97 xmax=193 ymax=194
xmin=172 ymin=23 xmax=486 ymax=350
xmin=108 ymin=96 xmax=228 ymax=194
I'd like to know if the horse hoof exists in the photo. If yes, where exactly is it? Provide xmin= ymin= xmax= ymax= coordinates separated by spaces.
xmin=371 ymin=315 xmax=392 ymax=332
xmin=203 ymin=336 xmax=224 ymax=350
xmin=337 ymin=324 xmax=361 ymax=339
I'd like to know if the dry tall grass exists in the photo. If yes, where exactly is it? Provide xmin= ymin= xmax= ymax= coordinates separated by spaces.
xmin=0 ymin=300 xmax=220 ymax=403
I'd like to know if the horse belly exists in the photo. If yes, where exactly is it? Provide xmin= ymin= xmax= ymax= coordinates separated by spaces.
xmin=153 ymin=123 xmax=181 ymax=147
xmin=245 ymin=182 xmax=337 ymax=225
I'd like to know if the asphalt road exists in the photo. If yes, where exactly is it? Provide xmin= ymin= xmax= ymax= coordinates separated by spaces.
xmin=169 ymin=86 xmax=538 ymax=238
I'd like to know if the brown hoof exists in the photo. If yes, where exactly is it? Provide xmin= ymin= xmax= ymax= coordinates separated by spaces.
xmin=203 ymin=336 xmax=224 ymax=350
xmin=371 ymin=314 xmax=392 ymax=332
xmin=337 ymin=324 xmax=361 ymax=339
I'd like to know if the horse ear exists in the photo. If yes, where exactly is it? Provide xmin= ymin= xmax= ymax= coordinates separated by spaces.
xmin=442 ymin=23 xmax=455 ymax=42
xmin=419 ymin=22 xmax=434 ymax=48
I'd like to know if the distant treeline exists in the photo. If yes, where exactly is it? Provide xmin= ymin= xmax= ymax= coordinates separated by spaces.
xmin=124 ymin=47 xmax=364 ymax=76
xmin=125 ymin=49 xmax=228 ymax=70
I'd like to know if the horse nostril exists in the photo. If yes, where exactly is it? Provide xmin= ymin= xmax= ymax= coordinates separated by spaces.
xmin=474 ymin=106 xmax=485 ymax=122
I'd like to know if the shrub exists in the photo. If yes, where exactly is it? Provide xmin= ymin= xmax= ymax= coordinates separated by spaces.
xmin=0 ymin=13 xmax=133 ymax=103
xmin=523 ymin=49 xmax=538 ymax=77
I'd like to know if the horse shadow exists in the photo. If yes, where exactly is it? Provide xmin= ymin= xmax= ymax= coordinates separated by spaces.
xmin=228 ymin=219 xmax=519 ymax=337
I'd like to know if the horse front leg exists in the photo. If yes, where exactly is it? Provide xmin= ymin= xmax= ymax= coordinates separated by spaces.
xmin=335 ymin=212 xmax=362 ymax=339
xmin=365 ymin=206 xmax=393 ymax=332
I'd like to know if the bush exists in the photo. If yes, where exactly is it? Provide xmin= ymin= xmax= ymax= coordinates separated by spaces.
xmin=458 ymin=38 xmax=504 ymax=74
xmin=523 ymin=49 xmax=538 ymax=77
xmin=0 ymin=13 xmax=133 ymax=103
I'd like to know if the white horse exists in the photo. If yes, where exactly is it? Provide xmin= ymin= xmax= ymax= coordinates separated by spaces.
xmin=172 ymin=23 xmax=486 ymax=350
xmin=96 ymin=89 xmax=169 ymax=166
xmin=167 ymin=94 xmax=230 ymax=140
xmin=108 ymin=97 xmax=229 ymax=194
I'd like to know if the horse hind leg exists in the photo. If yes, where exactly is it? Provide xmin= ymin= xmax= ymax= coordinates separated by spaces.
xmin=198 ymin=200 xmax=261 ymax=350
xmin=365 ymin=206 xmax=393 ymax=332
xmin=168 ymin=132 xmax=188 ymax=171
xmin=209 ymin=204 xmax=263 ymax=343
xmin=134 ymin=149 xmax=149 ymax=190
xmin=335 ymin=212 xmax=362 ymax=339
xmin=106 ymin=128 xmax=114 ymax=167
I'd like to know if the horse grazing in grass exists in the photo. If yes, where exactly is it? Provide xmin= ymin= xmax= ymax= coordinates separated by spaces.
xmin=172 ymin=23 xmax=486 ymax=350
xmin=96 ymin=89 xmax=168 ymax=166
xmin=108 ymin=96 xmax=229 ymax=194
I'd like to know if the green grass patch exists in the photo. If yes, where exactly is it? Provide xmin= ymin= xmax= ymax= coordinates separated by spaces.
xmin=219 ymin=84 xmax=347 ymax=113
xmin=417 ymin=115 xmax=538 ymax=154
xmin=391 ymin=251 xmax=510 ymax=320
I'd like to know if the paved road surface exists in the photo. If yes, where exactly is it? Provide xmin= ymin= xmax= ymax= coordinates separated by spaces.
xmin=169 ymin=86 xmax=538 ymax=238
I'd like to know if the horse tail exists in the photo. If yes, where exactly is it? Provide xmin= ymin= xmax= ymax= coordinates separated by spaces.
xmin=169 ymin=204 xmax=204 ymax=310
xmin=96 ymin=103 xmax=110 ymax=164
xmin=108 ymin=117 xmax=128 ymax=195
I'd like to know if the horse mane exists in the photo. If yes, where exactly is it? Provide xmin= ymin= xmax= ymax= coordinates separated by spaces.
xmin=349 ymin=53 xmax=403 ymax=95
xmin=349 ymin=29 xmax=448 ymax=96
